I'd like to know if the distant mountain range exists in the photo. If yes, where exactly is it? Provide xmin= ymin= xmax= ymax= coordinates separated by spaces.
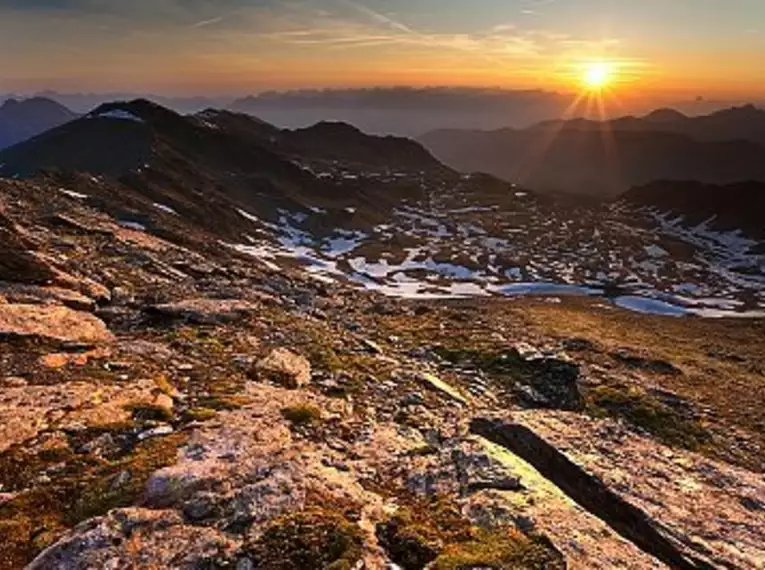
xmin=4 ymin=89 xmax=763 ymax=136
xmin=0 ymin=97 xmax=77 ymax=150
xmin=228 ymin=87 xmax=574 ymax=136
xmin=419 ymin=105 xmax=765 ymax=197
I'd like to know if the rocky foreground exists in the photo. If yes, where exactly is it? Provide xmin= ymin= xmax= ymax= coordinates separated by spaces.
xmin=1 ymin=177 xmax=764 ymax=570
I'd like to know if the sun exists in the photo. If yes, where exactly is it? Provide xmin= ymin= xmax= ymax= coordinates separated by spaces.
xmin=582 ymin=62 xmax=614 ymax=90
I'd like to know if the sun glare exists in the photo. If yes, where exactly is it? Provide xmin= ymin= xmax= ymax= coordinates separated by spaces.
xmin=583 ymin=62 xmax=614 ymax=89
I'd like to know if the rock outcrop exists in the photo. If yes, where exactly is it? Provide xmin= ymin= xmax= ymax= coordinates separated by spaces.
xmin=0 ymin=303 xmax=114 ymax=344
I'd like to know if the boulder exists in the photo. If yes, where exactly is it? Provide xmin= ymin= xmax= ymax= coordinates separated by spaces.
xmin=0 ymin=303 xmax=114 ymax=344
xmin=469 ymin=412 xmax=765 ymax=569
xmin=27 ymin=508 xmax=238 ymax=570
xmin=251 ymin=348 xmax=311 ymax=389
xmin=0 ymin=213 xmax=56 ymax=284
xmin=146 ymin=298 xmax=257 ymax=325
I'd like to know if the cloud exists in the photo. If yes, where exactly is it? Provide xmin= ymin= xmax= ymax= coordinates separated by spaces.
xmin=191 ymin=15 xmax=224 ymax=28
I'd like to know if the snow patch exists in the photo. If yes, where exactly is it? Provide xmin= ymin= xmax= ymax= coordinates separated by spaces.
xmin=89 ymin=109 xmax=145 ymax=123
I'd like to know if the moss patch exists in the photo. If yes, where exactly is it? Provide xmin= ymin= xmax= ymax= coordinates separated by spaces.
xmin=125 ymin=402 xmax=174 ymax=423
xmin=433 ymin=346 xmax=525 ymax=377
xmin=245 ymin=508 xmax=364 ymax=570
xmin=309 ymin=345 xmax=343 ymax=373
xmin=377 ymin=500 xmax=563 ymax=570
xmin=281 ymin=405 xmax=322 ymax=427
xmin=183 ymin=407 xmax=218 ymax=422
xmin=377 ymin=502 xmax=472 ymax=569
xmin=0 ymin=432 xmax=185 ymax=570
xmin=431 ymin=529 xmax=565 ymax=570
xmin=199 ymin=394 xmax=251 ymax=411
xmin=587 ymin=383 xmax=710 ymax=450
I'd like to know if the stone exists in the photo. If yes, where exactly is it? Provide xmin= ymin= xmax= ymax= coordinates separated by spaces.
xmin=110 ymin=286 xmax=135 ymax=305
xmin=110 ymin=471 xmax=132 ymax=491
xmin=138 ymin=425 xmax=175 ymax=442
xmin=362 ymin=339 xmax=384 ymax=355
xmin=511 ymin=351 xmax=583 ymax=412
xmin=401 ymin=392 xmax=426 ymax=406
xmin=182 ymin=492 xmax=220 ymax=522
xmin=39 ymin=347 xmax=111 ymax=369
xmin=3 ymin=376 xmax=28 ymax=387
xmin=0 ymin=303 xmax=115 ymax=344
xmin=415 ymin=371 xmax=469 ymax=405
xmin=153 ymin=393 xmax=175 ymax=413
xmin=0 ymin=378 xmax=158 ymax=453
xmin=251 ymin=348 xmax=311 ymax=389
xmin=470 ymin=412 xmax=765 ymax=569
xmin=0 ymin=214 xmax=57 ymax=284
xmin=562 ymin=337 xmax=597 ymax=352
xmin=0 ymin=492 xmax=18 ymax=506
xmin=146 ymin=298 xmax=257 ymax=325
xmin=27 ymin=508 xmax=238 ymax=570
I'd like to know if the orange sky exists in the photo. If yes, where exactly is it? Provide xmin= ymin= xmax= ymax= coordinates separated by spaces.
xmin=1 ymin=0 xmax=764 ymax=101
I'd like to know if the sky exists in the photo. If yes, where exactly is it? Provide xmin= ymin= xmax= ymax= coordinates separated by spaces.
xmin=1 ymin=0 xmax=764 ymax=99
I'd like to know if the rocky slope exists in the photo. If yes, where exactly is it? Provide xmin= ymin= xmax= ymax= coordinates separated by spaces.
xmin=0 ymin=180 xmax=763 ymax=569
xmin=0 ymin=105 xmax=764 ymax=569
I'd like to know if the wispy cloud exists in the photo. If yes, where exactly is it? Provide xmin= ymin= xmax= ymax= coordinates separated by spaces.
xmin=191 ymin=15 xmax=224 ymax=29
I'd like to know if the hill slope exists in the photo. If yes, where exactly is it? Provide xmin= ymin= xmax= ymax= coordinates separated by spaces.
xmin=419 ymin=105 xmax=765 ymax=197
xmin=623 ymin=180 xmax=765 ymax=239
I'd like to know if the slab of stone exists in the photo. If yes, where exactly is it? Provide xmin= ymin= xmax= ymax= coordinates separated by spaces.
xmin=147 ymin=298 xmax=258 ymax=325
xmin=0 ymin=303 xmax=114 ymax=344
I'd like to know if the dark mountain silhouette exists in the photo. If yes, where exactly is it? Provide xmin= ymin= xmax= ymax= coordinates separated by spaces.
xmin=643 ymin=108 xmax=689 ymax=124
xmin=419 ymin=105 xmax=765 ymax=197
xmin=196 ymin=110 xmax=446 ymax=173
xmin=623 ymin=180 xmax=765 ymax=240
xmin=528 ymin=104 xmax=765 ymax=145
xmin=0 ymin=97 xmax=77 ymax=150
xmin=0 ymin=100 xmax=449 ymax=238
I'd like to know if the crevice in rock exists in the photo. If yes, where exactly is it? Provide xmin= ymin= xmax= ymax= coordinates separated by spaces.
xmin=469 ymin=418 xmax=723 ymax=570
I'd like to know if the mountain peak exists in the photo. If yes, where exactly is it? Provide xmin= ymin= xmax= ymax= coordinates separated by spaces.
xmin=712 ymin=103 xmax=763 ymax=118
xmin=299 ymin=121 xmax=363 ymax=136
xmin=643 ymin=108 xmax=688 ymax=122
xmin=0 ymin=96 xmax=77 ymax=150
xmin=88 ymin=99 xmax=179 ymax=124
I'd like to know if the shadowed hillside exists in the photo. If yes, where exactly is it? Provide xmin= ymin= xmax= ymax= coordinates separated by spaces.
xmin=420 ymin=106 xmax=765 ymax=197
